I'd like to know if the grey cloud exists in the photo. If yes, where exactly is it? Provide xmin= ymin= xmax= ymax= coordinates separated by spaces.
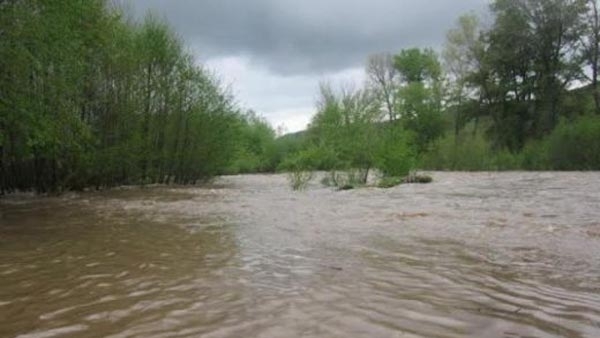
xmin=127 ymin=0 xmax=489 ymax=75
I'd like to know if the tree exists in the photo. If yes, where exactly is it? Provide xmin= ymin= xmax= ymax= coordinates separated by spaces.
xmin=394 ymin=48 xmax=445 ymax=153
xmin=229 ymin=110 xmax=278 ymax=173
xmin=308 ymin=82 xmax=380 ymax=183
xmin=366 ymin=53 xmax=399 ymax=122
xmin=443 ymin=13 xmax=484 ymax=138
xmin=583 ymin=0 xmax=600 ymax=113
xmin=0 ymin=0 xmax=247 ymax=193
xmin=483 ymin=0 xmax=587 ymax=150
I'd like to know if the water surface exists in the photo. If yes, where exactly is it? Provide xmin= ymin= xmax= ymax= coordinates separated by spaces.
xmin=1 ymin=172 xmax=600 ymax=337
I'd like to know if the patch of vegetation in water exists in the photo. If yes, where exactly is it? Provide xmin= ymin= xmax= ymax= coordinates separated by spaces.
xmin=377 ymin=174 xmax=433 ymax=189
xmin=378 ymin=177 xmax=404 ymax=188
xmin=338 ymin=184 xmax=355 ymax=191
xmin=320 ymin=170 xmax=368 ymax=189
xmin=287 ymin=171 xmax=314 ymax=191
xmin=404 ymin=174 xmax=433 ymax=184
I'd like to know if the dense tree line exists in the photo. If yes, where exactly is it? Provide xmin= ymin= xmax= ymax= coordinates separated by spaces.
xmin=425 ymin=0 xmax=600 ymax=170
xmin=0 ymin=1 xmax=270 ymax=194
xmin=3 ymin=0 xmax=600 ymax=195
xmin=443 ymin=0 xmax=594 ymax=150
xmin=278 ymin=0 xmax=600 ymax=182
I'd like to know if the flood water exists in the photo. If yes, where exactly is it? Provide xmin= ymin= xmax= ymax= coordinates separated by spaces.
xmin=1 ymin=172 xmax=600 ymax=338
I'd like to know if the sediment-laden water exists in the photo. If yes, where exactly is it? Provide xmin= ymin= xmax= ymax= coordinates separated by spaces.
xmin=1 ymin=172 xmax=600 ymax=338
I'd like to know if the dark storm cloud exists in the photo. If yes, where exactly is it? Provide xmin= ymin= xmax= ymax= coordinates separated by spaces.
xmin=128 ymin=0 xmax=488 ymax=74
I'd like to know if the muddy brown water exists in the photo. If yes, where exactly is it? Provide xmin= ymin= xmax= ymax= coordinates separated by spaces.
xmin=1 ymin=172 xmax=600 ymax=338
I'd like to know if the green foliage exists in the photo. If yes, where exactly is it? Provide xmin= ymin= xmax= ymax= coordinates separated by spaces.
xmin=228 ymin=111 xmax=278 ymax=174
xmin=290 ymin=0 xmax=598 ymax=176
xmin=0 ymin=1 xmax=245 ymax=193
xmin=278 ymin=149 xmax=316 ymax=191
xmin=520 ymin=140 xmax=551 ymax=170
xmin=377 ymin=176 xmax=403 ymax=188
xmin=521 ymin=115 xmax=600 ymax=172
xmin=443 ymin=14 xmax=485 ymax=139
xmin=374 ymin=129 xmax=416 ymax=177
xmin=394 ymin=48 xmax=445 ymax=153
xmin=377 ymin=173 xmax=433 ymax=188
xmin=478 ymin=0 xmax=587 ymax=150
xmin=394 ymin=48 xmax=442 ymax=83
xmin=517 ymin=115 xmax=600 ymax=171
xmin=421 ymin=115 xmax=600 ymax=171
xmin=307 ymin=83 xmax=380 ymax=181
xmin=279 ymin=148 xmax=317 ymax=171
xmin=420 ymin=131 xmax=521 ymax=171
xmin=4 ymin=0 xmax=599 ymax=194
xmin=287 ymin=170 xmax=314 ymax=191
xmin=543 ymin=116 xmax=600 ymax=170
xmin=326 ymin=170 xmax=369 ymax=190
xmin=279 ymin=146 xmax=339 ymax=172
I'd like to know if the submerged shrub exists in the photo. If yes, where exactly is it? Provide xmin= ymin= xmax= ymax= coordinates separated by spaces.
xmin=375 ymin=130 xmax=416 ymax=177
xmin=378 ymin=176 xmax=403 ymax=188
xmin=377 ymin=172 xmax=433 ymax=188
xmin=324 ymin=169 xmax=368 ymax=189
xmin=279 ymin=149 xmax=316 ymax=190
xmin=287 ymin=170 xmax=314 ymax=191
xmin=403 ymin=173 xmax=433 ymax=184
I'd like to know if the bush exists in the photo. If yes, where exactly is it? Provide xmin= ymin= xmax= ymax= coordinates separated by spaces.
xmin=520 ymin=139 xmax=551 ymax=170
xmin=420 ymin=132 xmax=520 ymax=171
xmin=375 ymin=130 xmax=416 ymax=177
xmin=287 ymin=170 xmax=313 ymax=191
xmin=403 ymin=173 xmax=433 ymax=184
xmin=544 ymin=116 xmax=600 ymax=170
xmin=490 ymin=149 xmax=521 ymax=171
xmin=278 ymin=146 xmax=340 ymax=172
xmin=377 ymin=172 xmax=433 ymax=188
xmin=378 ymin=176 xmax=403 ymax=188
xmin=279 ymin=149 xmax=317 ymax=190
xmin=386 ymin=115 xmax=600 ymax=172
xmin=321 ymin=169 xmax=368 ymax=189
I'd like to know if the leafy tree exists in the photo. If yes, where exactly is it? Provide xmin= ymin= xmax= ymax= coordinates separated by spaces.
xmin=583 ymin=0 xmax=600 ymax=113
xmin=366 ymin=53 xmax=399 ymax=122
xmin=374 ymin=127 xmax=415 ymax=177
xmin=482 ymin=0 xmax=587 ymax=150
xmin=443 ymin=13 xmax=485 ymax=138
xmin=229 ymin=111 xmax=278 ymax=173
xmin=394 ymin=48 xmax=445 ymax=153
xmin=0 ymin=1 xmax=247 ymax=193
xmin=308 ymin=83 xmax=380 ymax=183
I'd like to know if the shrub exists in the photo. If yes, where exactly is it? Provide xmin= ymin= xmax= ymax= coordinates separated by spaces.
xmin=287 ymin=170 xmax=314 ymax=191
xmin=403 ymin=173 xmax=433 ymax=184
xmin=544 ymin=116 xmax=600 ymax=170
xmin=420 ymin=132 xmax=520 ymax=171
xmin=324 ymin=169 xmax=368 ymax=189
xmin=279 ymin=149 xmax=317 ymax=190
xmin=520 ymin=139 xmax=551 ymax=170
xmin=378 ymin=176 xmax=403 ymax=188
xmin=375 ymin=130 xmax=416 ymax=177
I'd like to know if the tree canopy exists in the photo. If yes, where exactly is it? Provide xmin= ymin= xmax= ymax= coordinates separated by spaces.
xmin=0 ymin=0 xmax=272 ymax=193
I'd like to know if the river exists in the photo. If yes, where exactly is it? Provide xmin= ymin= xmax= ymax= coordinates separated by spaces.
xmin=1 ymin=172 xmax=600 ymax=337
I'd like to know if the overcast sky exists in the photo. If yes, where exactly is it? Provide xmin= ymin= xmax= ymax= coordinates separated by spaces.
xmin=127 ymin=0 xmax=489 ymax=132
